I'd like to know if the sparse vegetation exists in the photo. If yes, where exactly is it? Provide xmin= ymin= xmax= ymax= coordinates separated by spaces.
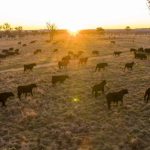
xmin=46 ymin=22 xmax=57 ymax=42
xmin=0 ymin=31 xmax=150 ymax=149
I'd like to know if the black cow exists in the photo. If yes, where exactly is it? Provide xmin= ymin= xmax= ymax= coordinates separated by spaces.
xmin=138 ymin=47 xmax=144 ymax=52
xmin=79 ymin=57 xmax=88 ymax=65
xmin=34 ymin=49 xmax=42 ymax=55
xmin=92 ymin=80 xmax=107 ymax=97
xmin=17 ymin=84 xmax=37 ymax=100
xmin=9 ymin=48 xmax=14 ymax=51
xmin=106 ymin=89 xmax=128 ymax=109
xmin=130 ymin=48 xmax=137 ymax=53
xmin=144 ymin=48 xmax=150 ymax=54
xmin=0 ymin=92 xmax=14 ymax=107
xmin=52 ymin=75 xmax=69 ymax=85
xmin=134 ymin=52 xmax=147 ymax=60
xmin=114 ymin=51 xmax=122 ymax=56
xmin=124 ymin=62 xmax=134 ymax=71
xmin=0 ymin=54 xmax=6 ymax=59
xmin=58 ymin=60 xmax=69 ymax=69
xmin=144 ymin=88 xmax=150 ymax=103
xmin=18 ymin=42 xmax=22 ymax=45
xmin=22 ymin=44 xmax=27 ymax=47
xmin=53 ymin=49 xmax=58 ymax=53
xmin=30 ymin=40 xmax=36 ymax=44
xmin=111 ymin=41 xmax=116 ymax=44
xmin=92 ymin=50 xmax=99 ymax=55
xmin=95 ymin=63 xmax=108 ymax=72
xmin=24 ymin=63 xmax=36 ymax=72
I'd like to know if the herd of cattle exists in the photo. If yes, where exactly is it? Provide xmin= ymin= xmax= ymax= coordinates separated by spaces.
xmin=0 ymin=39 xmax=150 ymax=110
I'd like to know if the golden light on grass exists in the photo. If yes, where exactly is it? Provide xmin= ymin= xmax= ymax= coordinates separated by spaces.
xmin=72 ymin=97 xmax=80 ymax=102
xmin=68 ymin=28 xmax=79 ymax=36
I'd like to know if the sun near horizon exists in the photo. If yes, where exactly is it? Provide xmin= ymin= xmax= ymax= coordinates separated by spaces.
xmin=0 ymin=0 xmax=150 ymax=32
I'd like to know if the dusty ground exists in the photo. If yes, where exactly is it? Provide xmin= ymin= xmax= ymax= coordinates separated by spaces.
xmin=0 ymin=33 xmax=150 ymax=150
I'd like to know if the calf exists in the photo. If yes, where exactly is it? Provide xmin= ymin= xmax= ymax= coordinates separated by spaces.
xmin=17 ymin=84 xmax=37 ymax=100
xmin=95 ymin=63 xmax=108 ymax=72
xmin=52 ymin=75 xmax=69 ymax=85
xmin=106 ymin=89 xmax=128 ymax=109
xmin=0 ymin=92 xmax=14 ymax=107
xmin=124 ymin=62 xmax=134 ymax=71
xmin=144 ymin=88 xmax=150 ymax=103
xmin=114 ymin=51 xmax=122 ymax=56
xmin=79 ymin=57 xmax=88 ymax=65
xmin=24 ymin=63 xmax=36 ymax=72
xmin=92 ymin=80 xmax=107 ymax=97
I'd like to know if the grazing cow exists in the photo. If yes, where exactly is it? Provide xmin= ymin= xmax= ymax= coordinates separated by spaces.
xmin=95 ymin=63 xmax=108 ymax=72
xmin=24 ymin=63 xmax=36 ymax=72
xmin=114 ymin=51 xmax=122 ymax=56
xmin=68 ymin=51 xmax=74 ymax=55
xmin=0 ymin=92 xmax=14 ymax=107
xmin=45 ymin=40 xmax=51 ymax=43
xmin=138 ymin=47 xmax=144 ymax=52
xmin=34 ymin=49 xmax=42 ymax=55
xmin=2 ymin=49 xmax=9 ymax=53
xmin=58 ymin=55 xmax=71 ymax=69
xmin=111 ymin=41 xmax=116 ymax=44
xmin=22 ymin=44 xmax=27 ymax=47
xmin=9 ymin=47 xmax=14 ymax=51
xmin=144 ymin=88 xmax=150 ymax=103
xmin=92 ymin=80 xmax=107 ymax=97
xmin=130 ymin=48 xmax=137 ymax=53
xmin=124 ymin=62 xmax=135 ymax=71
xmin=58 ymin=60 xmax=69 ymax=69
xmin=134 ymin=52 xmax=147 ymax=60
xmin=92 ymin=50 xmax=99 ymax=55
xmin=17 ymin=84 xmax=37 ymax=100
xmin=15 ymin=49 xmax=19 ymax=54
xmin=30 ymin=40 xmax=36 ymax=44
xmin=106 ymin=89 xmax=128 ymax=109
xmin=144 ymin=48 xmax=150 ymax=54
xmin=79 ymin=57 xmax=88 ymax=65
xmin=52 ymin=75 xmax=69 ymax=85
xmin=53 ymin=49 xmax=58 ymax=53
xmin=62 ymin=55 xmax=71 ymax=62
xmin=0 ymin=54 xmax=6 ymax=59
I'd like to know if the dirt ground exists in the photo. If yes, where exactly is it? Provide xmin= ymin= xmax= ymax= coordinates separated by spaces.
xmin=0 ymin=33 xmax=150 ymax=150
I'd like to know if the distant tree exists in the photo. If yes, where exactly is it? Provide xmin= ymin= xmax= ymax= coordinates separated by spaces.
xmin=15 ymin=26 xmax=23 ymax=36
xmin=96 ymin=27 xmax=105 ymax=35
xmin=3 ymin=23 xmax=12 ymax=35
xmin=125 ymin=26 xmax=131 ymax=34
xmin=46 ymin=22 xmax=57 ymax=41
xmin=0 ymin=25 xmax=2 ymax=31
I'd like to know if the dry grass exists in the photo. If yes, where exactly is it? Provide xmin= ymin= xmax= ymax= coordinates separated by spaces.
xmin=0 ymin=33 xmax=150 ymax=150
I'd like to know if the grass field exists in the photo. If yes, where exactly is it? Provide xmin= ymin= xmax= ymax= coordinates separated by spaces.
xmin=0 ymin=33 xmax=150 ymax=150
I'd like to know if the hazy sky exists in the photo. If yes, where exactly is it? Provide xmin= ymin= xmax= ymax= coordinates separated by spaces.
xmin=0 ymin=0 xmax=150 ymax=30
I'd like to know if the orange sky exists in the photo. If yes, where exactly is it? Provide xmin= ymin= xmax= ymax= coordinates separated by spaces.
xmin=0 ymin=0 xmax=150 ymax=31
